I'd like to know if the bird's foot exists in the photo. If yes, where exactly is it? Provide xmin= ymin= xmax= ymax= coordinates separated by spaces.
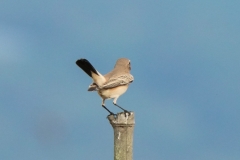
xmin=123 ymin=110 xmax=131 ymax=117
xmin=108 ymin=112 xmax=116 ymax=117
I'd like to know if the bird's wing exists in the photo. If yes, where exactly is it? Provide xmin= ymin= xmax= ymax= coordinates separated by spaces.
xmin=101 ymin=74 xmax=134 ymax=89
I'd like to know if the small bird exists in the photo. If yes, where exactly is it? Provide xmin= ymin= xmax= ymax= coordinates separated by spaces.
xmin=76 ymin=58 xmax=134 ymax=115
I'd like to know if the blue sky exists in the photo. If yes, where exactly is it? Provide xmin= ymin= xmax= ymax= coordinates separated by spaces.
xmin=1 ymin=0 xmax=240 ymax=159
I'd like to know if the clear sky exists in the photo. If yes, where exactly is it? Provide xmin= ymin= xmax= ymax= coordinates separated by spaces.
xmin=1 ymin=0 xmax=240 ymax=159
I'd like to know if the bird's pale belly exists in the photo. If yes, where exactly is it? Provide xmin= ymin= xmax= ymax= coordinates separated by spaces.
xmin=98 ymin=85 xmax=129 ymax=99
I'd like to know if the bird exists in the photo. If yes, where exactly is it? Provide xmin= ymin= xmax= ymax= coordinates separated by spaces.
xmin=76 ymin=58 xmax=134 ymax=115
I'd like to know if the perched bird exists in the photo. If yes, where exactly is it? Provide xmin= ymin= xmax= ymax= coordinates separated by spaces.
xmin=76 ymin=58 xmax=134 ymax=115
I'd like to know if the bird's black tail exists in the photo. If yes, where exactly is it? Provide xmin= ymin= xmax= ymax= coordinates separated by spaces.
xmin=76 ymin=59 xmax=99 ymax=77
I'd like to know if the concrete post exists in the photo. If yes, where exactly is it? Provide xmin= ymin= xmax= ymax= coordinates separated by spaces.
xmin=107 ymin=112 xmax=135 ymax=160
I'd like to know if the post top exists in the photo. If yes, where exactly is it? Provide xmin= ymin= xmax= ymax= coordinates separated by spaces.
xmin=107 ymin=112 xmax=135 ymax=126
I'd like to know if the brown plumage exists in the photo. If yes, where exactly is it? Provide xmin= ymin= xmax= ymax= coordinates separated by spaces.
xmin=76 ymin=58 xmax=134 ymax=115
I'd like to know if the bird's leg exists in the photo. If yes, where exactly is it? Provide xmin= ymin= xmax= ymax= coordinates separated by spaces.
xmin=102 ymin=104 xmax=115 ymax=115
xmin=101 ymin=99 xmax=115 ymax=115
xmin=113 ymin=98 xmax=131 ymax=116
xmin=113 ymin=103 xmax=131 ymax=116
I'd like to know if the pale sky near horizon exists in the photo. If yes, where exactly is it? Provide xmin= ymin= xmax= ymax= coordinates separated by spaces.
xmin=1 ymin=1 xmax=240 ymax=159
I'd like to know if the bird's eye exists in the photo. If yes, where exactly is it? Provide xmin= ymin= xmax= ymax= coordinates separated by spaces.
xmin=128 ymin=61 xmax=131 ymax=70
